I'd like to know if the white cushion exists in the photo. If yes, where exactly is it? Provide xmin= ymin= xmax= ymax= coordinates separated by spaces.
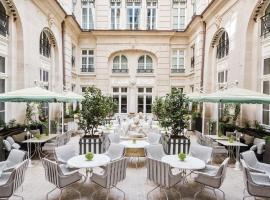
xmin=3 ymin=140 xmax=11 ymax=151
xmin=11 ymin=143 xmax=20 ymax=149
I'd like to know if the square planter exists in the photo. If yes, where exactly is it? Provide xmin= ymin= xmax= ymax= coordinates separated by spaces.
xmin=79 ymin=135 xmax=105 ymax=154
xmin=162 ymin=135 xmax=191 ymax=155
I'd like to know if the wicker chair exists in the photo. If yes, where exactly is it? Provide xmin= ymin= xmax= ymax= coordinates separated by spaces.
xmin=90 ymin=158 xmax=128 ymax=200
xmin=146 ymin=158 xmax=183 ymax=200
xmin=189 ymin=143 xmax=213 ymax=164
xmin=241 ymin=159 xmax=270 ymax=200
xmin=108 ymin=133 xmax=120 ymax=144
xmin=0 ymin=159 xmax=29 ymax=200
xmin=145 ymin=144 xmax=166 ymax=161
xmin=0 ymin=149 xmax=26 ymax=172
xmin=104 ymin=143 xmax=125 ymax=161
xmin=54 ymin=145 xmax=77 ymax=164
xmin=146 ymin=133 xmax=161 ymax=145
xmin=194 ymin=157 xmax=229 ymax=200
xmin=42 ymin=158 xmax=82 ymax=200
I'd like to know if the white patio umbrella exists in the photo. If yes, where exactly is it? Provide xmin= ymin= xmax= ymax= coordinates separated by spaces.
xmin=0 ymin=86 xmax=64 ymax=135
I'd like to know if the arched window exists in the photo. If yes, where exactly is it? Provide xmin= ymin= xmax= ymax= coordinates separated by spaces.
xmin=113 ymin=55 xmax=128 ymax=69
xmin=216 ymin=31 xmax=229 ymax=59
xmin=0 ymin=2 xmax=8 ymax=37
xmin=138 ymin=55 xmax=153 ymax=73
xmin=39 ymin=31 xmax=51 ymax=58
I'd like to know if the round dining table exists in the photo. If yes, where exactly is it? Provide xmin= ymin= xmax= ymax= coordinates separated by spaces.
xmin=67 ymin=154 xmax=110 ymax=169
xmin=162 ymin=155 xmax=206 ymax=171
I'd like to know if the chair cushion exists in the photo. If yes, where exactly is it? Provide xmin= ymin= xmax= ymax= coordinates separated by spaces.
xmin=0 ymin=172 xmax=13 ymax=198
xmin=3 ymin=140 xmax=11 ymax=151
xmin=12 ymin=132 xmax=27 ymax=143
xmin=58 ymin=171 xmax=81 ymax=188
xmin=6 ymin=137 xmax=15 ymax=145
xmin=11 ymin=143 xmax=20 ymax=149
xmin=91 ymin=172 xmax=107 ymax=187
xmin=243 ymin=134 xmax=254 ymax=145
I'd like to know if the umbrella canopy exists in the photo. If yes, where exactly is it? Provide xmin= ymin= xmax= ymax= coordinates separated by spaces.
xmin=186 ymin=92 xmax=204 ymax=102
xmin=57 ymin=91 xmax=84 ymax=102
xmin=0 ymin=87 xmax=62 ymax=102
xmin=199 ymin=87 xmax=270 ymax=104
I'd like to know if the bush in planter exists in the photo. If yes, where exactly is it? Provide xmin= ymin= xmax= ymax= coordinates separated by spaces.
xmin=79 ymin=86 xmax=117 ymax=135
xmin=152 ymin=88 xmax=189 ymax=136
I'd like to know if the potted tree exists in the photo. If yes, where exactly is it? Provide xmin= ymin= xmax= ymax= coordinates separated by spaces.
xmin=263 ymin=136 xmax=270 ymax=164
xmin=78 ymin=86 xmax=116 ymax=154
xmin=152 ymin=88 xmax=190 ymax=154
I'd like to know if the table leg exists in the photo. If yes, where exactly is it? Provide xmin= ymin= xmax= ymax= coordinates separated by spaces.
xmin=234 ymin=146 xmax=241 ymax=170
xmin=27 ymin=142 xmax=33 ymax=167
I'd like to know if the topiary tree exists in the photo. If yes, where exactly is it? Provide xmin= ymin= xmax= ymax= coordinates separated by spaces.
xmin=79 ymin=86 xmax=117 ymax=135
xmin=152 ymin=88 xmax=190 ymax=136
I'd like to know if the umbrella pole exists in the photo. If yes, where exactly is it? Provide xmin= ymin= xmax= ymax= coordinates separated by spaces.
xmin=202 ymin=102 xmax=205 ymax=134
xmin=62 ymin=103 xmax=64 ymax=134
xmin=48 ymin=104 xmax=51 ymax=135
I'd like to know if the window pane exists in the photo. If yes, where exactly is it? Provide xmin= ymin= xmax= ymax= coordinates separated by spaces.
xmin=138 ymin=95 xmax=144 ymax=104
xmin=113 ymin=95 xmax=119 ymax=113
xmin=264 ymin=58 xmax=270 ymax=75
xmin=146 ymin=96 xmax=152 ymax=104
xmin=146 ymin=88 xmax=152 ymax=93
xmin=138 ymin=88 xmax=144 ymax=93
xmin=121 ymin=87 xmax=127 ymax=93
xmin=0 ymin=56 xmax=5 ymax=73
xmin=113 ymin=87 xmax=119 ymax=93
xmin=146 ymin=105 xmax=152 ymax=113
xmin=263 ymin=81 xmax=270 ymax=95
xmin=121 ymin=95 xmax=127 ymax=113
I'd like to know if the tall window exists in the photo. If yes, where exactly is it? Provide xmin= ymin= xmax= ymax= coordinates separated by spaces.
xmin=126 ymin=2 xmax=141 ymax=30
xmin=0 ymin=56 xmax=5 ymax=122
xmin=72 ymin=45 xmax=76 ymax=68
xmin=138 ymin=87 xmax=152 ymax=113
xmin=147 ymin=1 xmax=157 ymax=30
xmin=111 ymin=1 xmax=121 ymax=29
xmin=192 ymin=0 xmax=196 ymax=15
xmin=39 ymin=31 xmax=51 ymax=58
xmin=171 ymin=49 xmax=185 ymax=73
xmin=261 ymin=4 xmax=270 ymax=37
xmin=263 ymin=81 xmax=270 ymax=125
xmin=263 ymin=58 xmax=270 ymax=125
xmin=39 ymin=68 xmax=49 ymax=117
xmin=173 ymin=0 xmax=186 ymax=30
xmin=217 ymin=70 xmax=228 ymax=120
xmin=82 ymin=0 xmax=95 ymax=30
xmin=0 ymin=2 xmax=8 ymax=37
xmin=81 ymin=50 xmax=94 ymax=72
xmin=113 ymin=87 xmax=128 ymax=113
xmin=216 ymin=31 xmax=229 ymax=59
xmin=112 ymin=55 xmax=128 ymax=73
xmin=138 ymin=55 xmax=153 ymax=73
xmin=191 ymin=45 xmax=195 ymax=70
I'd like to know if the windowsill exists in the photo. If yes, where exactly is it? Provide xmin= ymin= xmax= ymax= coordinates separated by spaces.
xmin=79 ymin=72 xmax=96 ymax=76
xmin=216 ymin=56 xmax=229 ymax=63
xmin=135 ymin=74 xmax=155 ymax=77
xmin=110 ymin=74 xmax=130 ymax=77
xmin=170 ymin=72 xmax=186 ymax=77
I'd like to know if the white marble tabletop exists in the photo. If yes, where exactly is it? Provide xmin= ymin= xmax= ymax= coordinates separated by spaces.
xmin=162 ymin=155 xmax=206 ymax=170
xmin=67 ymin=154 xmax=110 ymax=169
xmin=22 ymin=134 xmax=58 ymax=143
xmin=120 ymin=140 xmax=149 ymax=148
xmin=216 ymin=140 xmax=247 ymax=147
xmin=206 ymin=135 xmax=229 ymax=140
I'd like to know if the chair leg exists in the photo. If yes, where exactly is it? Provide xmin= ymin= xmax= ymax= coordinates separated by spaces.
xmin=171 ymin=187 xmax=182 ymax=200
xmin=13 ymin=194 xmax=24 ymax=200
xmin=147 ymin=186 xmax=159 ymax=200
xmin=194 ymin=184 xmax=204 ymax=200
xmin=216 ymin=188 xmax=226 ymax=200
xmin=161 ymin=189 xmax=168 ymax=200
xmin=106 ymin=189 xmax=110 ymax=200
xmin=58 ymin=190 xmax=63 ymax=200
xmin=114 ymin=185 xmax=126 ymax=200
xmin=46 ymin=187 xmax=58 ymax=200
xmin=91 ymin=186 xmax=104 ymax=200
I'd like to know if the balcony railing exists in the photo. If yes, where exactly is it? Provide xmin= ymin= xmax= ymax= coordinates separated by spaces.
xmin=0 ymin=12 xmax=8 ymax=37
xmin=81 ymin=68 xmax=94 ymax=73
xmin=171 ymin=68 xmax=185 ymax=73
xmin=112 ymin=68 xmax=129 ymax=73
xmin=137 ymin=69 xmax=153 ymax=73
xmin=261 ymin=13 xmax=270 ymax=37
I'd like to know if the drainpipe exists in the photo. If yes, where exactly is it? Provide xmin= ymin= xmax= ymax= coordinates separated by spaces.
xmin=61 ymin=20 xmax=66 ymax=89
xmin=201 ymin=20 xmax=206 ymax=88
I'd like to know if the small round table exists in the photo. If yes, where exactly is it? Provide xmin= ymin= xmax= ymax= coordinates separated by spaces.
xmin=120 ymin=140 xmax=149 ymax=168
xmin=67 ymin=154 xmax=110 ymax=180
xmin=162 ymin=155 xmax=206 ymax=170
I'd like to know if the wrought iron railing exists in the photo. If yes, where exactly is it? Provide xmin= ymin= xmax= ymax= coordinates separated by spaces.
xmin=137 ymin=69 xmax=153 ymax=73
xmin=261 ymin=13 xmax=270 ymax=37
xmin=171 ymin=68 xmax=185 ymax=73
xmin=112 ymin=68 xmax=128 ymax=73
xmin=81 ymin=68 xmax=94 ymax=73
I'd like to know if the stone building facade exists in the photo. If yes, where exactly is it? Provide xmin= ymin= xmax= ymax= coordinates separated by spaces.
xmin=0 ymin=0 xmax=269 ymax=128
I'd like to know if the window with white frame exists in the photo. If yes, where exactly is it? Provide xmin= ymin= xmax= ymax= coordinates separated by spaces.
xmin=39 ymin=68 xmax=49 ymax=117
xmin=81 ymin=86 xmax=87 ymax=93
xmin=172 ymin=0 xmax=186 ymax=30
xmin=111 ymin=1 xmax=121 ymax=29
xmin=71 ymin=45 xmax=76 ymax=68
xmin=216 ymin=31 xmax=229 ymax=59
xmin=113 ymin=87 xmax=128 ymax=113
xmin=112 ymin=55 xmax=128 ymax=73
xmin=171 ymin=49 xmax=185 ymax=73
xmin=263 ymin=81 xmax=270 ymax=125
xmin=191 ymin=45 xmax=195 ymax=70
xmin=171 ymin=86 xmax=183 ymax=93
xmin=0 ymin=57 xmax=5 ymax=122
xmin=138 ymin=55 xmax=153 ymax=73
xmin=217 ymin=70 xmax=228 ymax=120
xmin=82 ymin=0 xmax=95 ymax=30
xmin=147 ymin=1 xmax=157 ymax=30
xmin=126 ymin=1 xmax=141 ymax=30
xmin=137 ymin=87 xmax=152 ymax=113
xmin=81 ymin=50 xmax=94 ymax=72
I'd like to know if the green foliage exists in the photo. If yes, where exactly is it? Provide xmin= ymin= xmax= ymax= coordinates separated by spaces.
xmin=79 ymin=86 xmax=117 ymax=135
xmin=37 ymin=103 xmax=48 ymax=122
xmin=220 ymin=103 xmax=240 ymax=124
xmin=254 ymin=120 xmax=264 ymax=133
xmin=264 ymin=136 xmax=270 ymax=144
xmin=7 ymin=119 xmax=17 ymax=128
xmin=208 ymin=120 xmax=216 ymax=134
xmin=25 ymin=103 xmax=35 ymax=126
xmin=152 ymin=88 xmax=190 ymax=136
